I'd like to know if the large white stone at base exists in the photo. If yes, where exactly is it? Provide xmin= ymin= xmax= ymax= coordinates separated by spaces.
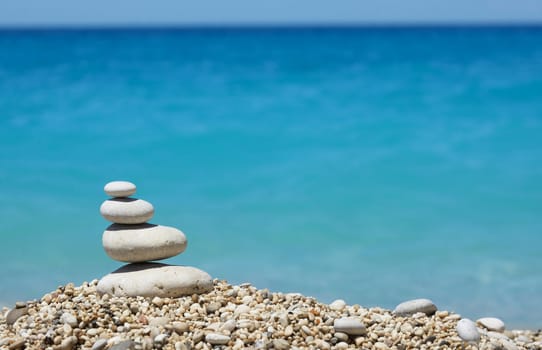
xmin=100 ymin=198 xmax=154 ymax=224
xmin=102 ymin=224 xmax=187 ymax=262
xmin=97 ymin=262 xmax=213 ymax=297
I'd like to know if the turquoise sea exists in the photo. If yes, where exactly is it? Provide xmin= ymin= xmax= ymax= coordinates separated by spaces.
xmin=0 ymin=26 xmax=541 ymax=328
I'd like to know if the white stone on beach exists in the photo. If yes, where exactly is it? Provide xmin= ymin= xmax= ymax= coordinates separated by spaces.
xmin=104 ymin=181 xmax=137 ymax=198
xmin=333 ymin=317 xmax=366 ymax=335
xmin=393 ymin=298 xmax=437 ymax=316
xmin=205 ymin=333 xmax=230 ymax=345
xmin=97 ymin=262 xmax=213 ymax=298
xmin=477 ymin=317 xmax=505 ymax=332
xmin=329 ymin=299 xmax=346 ymax=311
xmin=102 ymin=223 xmax=187 ymax=262
xmin=457 ymin=318 xmax=481 ymax=342
xmin=100 ymin=198 xmax=154 ymax=224
xmin=91 ymin=339 xmax=108 ymax=350
xmin=60 ymin=312 xmax=78 ymax=327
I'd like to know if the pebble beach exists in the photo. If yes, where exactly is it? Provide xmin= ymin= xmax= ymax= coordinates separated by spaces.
xmin=1 ymin=279 xmax=542 ymax=350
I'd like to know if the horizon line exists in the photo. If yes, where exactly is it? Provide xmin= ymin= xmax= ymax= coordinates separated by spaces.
xmin=1 ymin=21 xmax=542 ymax=30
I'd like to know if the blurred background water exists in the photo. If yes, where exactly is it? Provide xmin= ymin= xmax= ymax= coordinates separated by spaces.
xmin=0 ymin=26 xmax=541 ymax=328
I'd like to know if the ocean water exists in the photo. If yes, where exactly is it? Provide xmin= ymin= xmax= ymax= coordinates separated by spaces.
xmin=0 ymin=26 xmax=541 ymax=328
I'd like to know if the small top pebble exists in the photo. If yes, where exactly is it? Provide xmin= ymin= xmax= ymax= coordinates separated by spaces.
xmin=104 ymin=181 xmax=136 ymax=198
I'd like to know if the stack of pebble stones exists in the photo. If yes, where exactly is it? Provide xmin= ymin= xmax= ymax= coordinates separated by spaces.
xmin=97 ymin=181 xmax=212 ymax=298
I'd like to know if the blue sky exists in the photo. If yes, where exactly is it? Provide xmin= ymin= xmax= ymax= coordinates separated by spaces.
xmin=1 ymin=0 xmax=542 ymax=26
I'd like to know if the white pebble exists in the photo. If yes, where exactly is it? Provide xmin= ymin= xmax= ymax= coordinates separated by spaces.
xmin=477 ymin=317 xmax=505 ymax=332
xmin=221 ymin=319 xmax=237 ymax=332
xmin=104 ymin=181 xmax=136 ymax=197
xmin=234 ymin=305 xmax=251 ymax=315
xmin=393 ymin=298 xmax=437 ymax=316
xmin=154 ymin=334 xmax=168 ymax=344
xmin=457 ymin=318 xmax=481 ymax=342
xmin=329 ymin=299 xmax=346 ymax=311
xmin=205 ymin=333 xmax=230 ymax=345
xmin=60 ymin=312 xmax=78 ymax=327
xmin=91 ymin=339 xmax=108 ymax=350
xmin=333 ymin=317 xmax=366 ymax=335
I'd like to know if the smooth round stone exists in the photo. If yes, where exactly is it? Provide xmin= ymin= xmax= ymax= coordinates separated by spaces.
xmin=102 ymin=224 xmax=187 ymax=262
xmin=477 ymin=317 xmax=506 ymax=332
xmin=393 ymin=298 xmax=437 ymax=316
xmin=333 ymin=317 xmax=366 ymax=335
xmin=100 ymin=198 xmax=154 ymax=224
xmin=104 ymin=181 xmax=136 ymax=198
xmin=97 ymin=262 xmax=213 ymax=298
xmin=457 ymin=318 xmax=481 ymax=342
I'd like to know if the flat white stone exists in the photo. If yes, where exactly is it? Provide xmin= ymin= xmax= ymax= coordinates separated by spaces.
xmin=205 ymin=333 xmax=230 ymax=345
xmin=100 ymin=198 xmax=154 ymax=224
xmin=97 ymin=262 xmax=213 ymax=298
xmin=102 ymin=224 xmax=187 ymax=262
xmin=393 ymin=298 xmax=437 ymax=316
xmin=333 ymin=317 xmax=366 ymax=335
xmin=477 ymin=317 xmax=505 ymax=332
xmin=457 ymin=318 xmax=481 ymax=342
xmin=104 ymin=181 xmax=137 ymax=198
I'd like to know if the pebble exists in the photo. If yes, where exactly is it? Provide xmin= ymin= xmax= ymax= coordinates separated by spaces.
xmin=456 ymin=318 xmax=481 ymax=342
xmin=206 ymin=302 xmax=221 ymax=313
xmin=234 ymin=304 xmax=251 ymax=315
xmin=100 ymin=198 xmax=154 ymax=224
xmin=5 ymin=307 xmax=28 ymax=325
xmin=91 ymin=339 xmax=108 ymax=350
xmin=477 ymin=317 xmax=505 ymax=332
xmin=335 ymin=341 xmax=349 ymax=350
xmin=333 ymin=317 xmax=366 ymax=335
xmin=151 ymin=296 xmax=164 ymax=307
xmin=393 ymin=298 xmax=437 ymax=316
xmin=329 ymin=299 xmax=346 ymax=311
xmin=301 ymin=325 xmax=312 ymax=336
xmin=205 ymin=333 xmax=230 ymax=345
xmin=487 ymin=331 xmax=510 ymax=340
xmin=97 ymin=262 xmax=213 ymax=297
xmin=110 ymin=340 xmax=137 ymax=350
xmin=284 ymin=325 xmax=294 ymax=336
xmin=60 ymin=312 xmax=78 ymax=327
xmin=149 ymin=316 xmax=169 ymax=327
xmin=54 ymin=336 xmax=77 ymax=350
xmin=334 ymin=332 xmax=349 ymax=342
xmin=374 ymin=342 xmax=389 ymax=350
xmin=273 ymin=338 xmax=290 ymax=350
xmin=104 ymin=181 xmax=137 ymax=198
xmin=154 ymin=334 xmax=168 ymax=344
xmin=102 ymin=223 xmax=187 ymax=263
xmin=8 ymin=339 xmax=25 ymax=350
xmin=171 ymin=321 xmax=189 ymax=334
xmin=221 ymin=319 xmax=237 ymax=332
xmin=317 ymin=340 xmax=331 ymax=350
